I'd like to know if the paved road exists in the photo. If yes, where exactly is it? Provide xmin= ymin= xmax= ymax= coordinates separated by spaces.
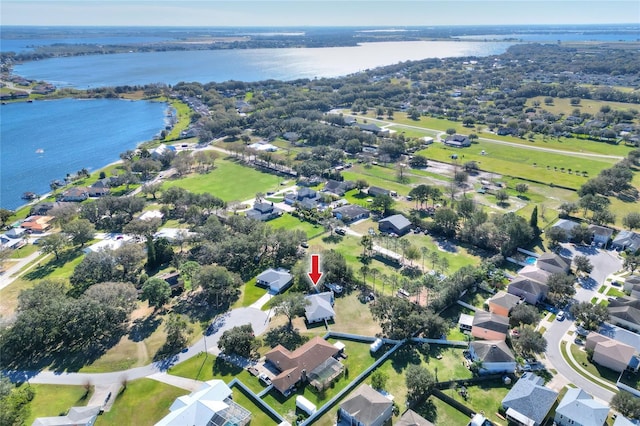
xmin=5 ymin=307 xmax=270 ymax=386
xmin=544 ymin=317 xmax=615 ymax=403
xmin=0 ymin=250 xmax=45 ymax=290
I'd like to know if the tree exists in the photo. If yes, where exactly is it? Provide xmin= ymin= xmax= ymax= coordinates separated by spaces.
xmin=39 ymin=233 xmax=67 ymax=260
xmin=193 ymin=265 xmax=241 ymax=308
xmin=623 ymin=212 xmax=640 ymax=230
xmin=570 ymin=302 xmax=609 ymax=331
xmin=141 ymin=277 xmax=172 ymax=310
xmin=114 ymin=244 xmax=145 ymax=281
xmin=62 ymin=219 xmax=95 ymax=247
xmin=515 ymin=183 xmax=529 ymax=195
xmin=409 ymin=155 xmax=428 ymax=169
xmin=69 ymin=249 xmax=117 ymax=296
xmin=355 ymin=179 xmax=369 ymax=193
xmin=546 ymin=227 xmax=567 ymax=248
xmin=446 ymin=128 xmax=457 ymax=136
xmin=0 ymin=209 xmax=14 ymax=227
xmin=573 ymin=255 xmax=593 ymax=275
xmin=370 ymin=369 xmax=388 ymax=390
xmin=529 ymin=205 xmax=539 ymax=235
xmin=432 ymin=207 xmax=458 ymax=237
xmin=370 ymin=295 xmax=429 ymax=339
xmin=495 ymin=189 xmax=509 ymax=205
xmin=624 ymin=254 xmax=640 ymax=273
xmin=141 ymin=182 xmax=163 ymax=200
xmin=405 ymin=364 xmax=435 ymax=403
xmin=611 ymin=391 xmax=640 ymax=420
xmin=570 ymin=223 xmax=592 ymax=245
xmin=271 ymin=292 xmax=309 ymax=329
xmin=370 ymin=194 xmax=394 ymax=216
xmin=360 ymin=235 xmax=373 ymax=259
xmin=509 ymin=303 xmax=540 ymax=327
xmin=514 ymin=325 xmax=547 ymax=356
xmin=546 ymin=273 xmax=576 ymax=306
xmin=592 ymin=209 xmax=616 ymax=226
xmin=217 ymin=324 xmax=259 ymax=358
xmin=164 ymin=313 xmax=192 ymax=350
xmin=0 ymin=377 xmax=35 ymax=426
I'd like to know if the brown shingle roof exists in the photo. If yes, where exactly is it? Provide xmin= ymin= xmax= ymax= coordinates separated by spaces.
xmin=265 ymin=336 xmax=339 ymax=394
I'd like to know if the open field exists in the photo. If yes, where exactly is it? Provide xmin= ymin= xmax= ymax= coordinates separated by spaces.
xmin=416 ymin=142 xmax=615 ymax=190
xmin=232 ymin=277 xmax=268 ymax=309
xmin=26 ymin=384 xmax=93 ymax=425
xmin=95 ymin=379 xmax=186 ymax=426
xmin=268 ymin=213 xmax=326 ymax=240
xmin=163 ymin=158 xmax=281 ymax=202
xmin=232 ymin=388 xmax=280 ymax=425
xmin=526 ymin=96 xmax=640 ymax=123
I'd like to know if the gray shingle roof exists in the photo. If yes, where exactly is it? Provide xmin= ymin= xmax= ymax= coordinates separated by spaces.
xmin=340 ymin=384 xmax=392 ymax=425
xmin=472 ymin=311 xmax=509 ymax=334
xmin=555 ymin=388 xmax=609 ymax=426
xmin=502 ymin=373 xmax=558 ymax=425
xmin=470 ymin=340 xmax=515 ymax=363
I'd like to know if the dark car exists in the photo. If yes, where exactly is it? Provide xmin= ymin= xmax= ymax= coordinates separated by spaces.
xmin=335 ymin=228 xmax=346 ymax=236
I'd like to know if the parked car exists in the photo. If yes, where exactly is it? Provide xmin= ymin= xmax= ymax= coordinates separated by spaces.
xmin=300 ymin=241 xmax=309 ymax=248
xmin=335 ymin=228 xmax=346 ymax=236
xmin=258 ymin=373 xmax=272 ymax=386
xmin=556 ymin=311 xmax=565 ymax=321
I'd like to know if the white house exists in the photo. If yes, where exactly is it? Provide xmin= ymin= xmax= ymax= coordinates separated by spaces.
xmin=304 ymin=291 xmax=336 ymax=323
xmin=255 ymin=268 xmax=293 ymax=293
xmin=554 ymin=388 xmax=609 ymax=426
xmin=155 ymin=380 xmax=250 ymax=426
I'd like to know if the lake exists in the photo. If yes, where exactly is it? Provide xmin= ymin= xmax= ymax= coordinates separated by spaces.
xmin=12 ymin=40 xmax=514 ymax=88
xmin=0 ymin=99 xmax=168 ymax=210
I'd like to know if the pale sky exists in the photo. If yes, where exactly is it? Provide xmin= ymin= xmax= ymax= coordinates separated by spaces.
xmin=1 ymin=0 xmax=638 ymax=27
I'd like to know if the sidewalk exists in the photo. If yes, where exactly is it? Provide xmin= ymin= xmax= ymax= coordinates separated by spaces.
xmin=562 ymin=340 xmax=619 ymax=392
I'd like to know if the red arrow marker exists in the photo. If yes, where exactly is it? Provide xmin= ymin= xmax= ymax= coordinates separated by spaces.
xmin=308 ymin=254 xmax=323 ymax=286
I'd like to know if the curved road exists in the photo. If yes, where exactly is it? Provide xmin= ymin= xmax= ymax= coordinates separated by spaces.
xmin=5 ymin=307 xmax=270 ymax=386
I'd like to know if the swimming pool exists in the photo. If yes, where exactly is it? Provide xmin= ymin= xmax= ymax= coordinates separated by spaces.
xmin=525 ymin=256 xmax=537 ymax=265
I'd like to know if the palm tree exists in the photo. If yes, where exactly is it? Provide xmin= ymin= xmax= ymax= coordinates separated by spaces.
xmin=360 ymin=265 xmax=370 ymax=287
xmin=430 ymin=251 xmax=440 ymax=270
xmin=379 ymin=273 xmax=389 ymax=295
xmin=370 ymin=267 xmax=380 ymax=295
xmin=421 ymin=246 xmax=429 ymax=271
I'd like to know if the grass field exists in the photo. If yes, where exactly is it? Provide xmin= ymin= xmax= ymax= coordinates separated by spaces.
xmin=268 ymin=213 xmax=326 ymax=240
xmin=439 ymin=381 xmax=510 ymax=425
xmin=526 ymin=96 xmax=640 ymax=123
xmin=26 ymin=384 xmax=93 ymax=425
xmin=231 ymin=278 xmax=268 ymax=309
xmin=163 ymin=158 xmax=281 ymax=202
xmin=96 ymin=379 xmax=187 ymax=426
xmin=232 ymin=388 xmax=280 ymax=425
xmin=568 ymin=344 xmax=620 ymax=386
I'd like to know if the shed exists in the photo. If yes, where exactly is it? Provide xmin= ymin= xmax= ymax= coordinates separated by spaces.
xmin=370 ymin=338 xmax=383 ymax=353
xmin=296 ymin=395 xmax=317 ymax=415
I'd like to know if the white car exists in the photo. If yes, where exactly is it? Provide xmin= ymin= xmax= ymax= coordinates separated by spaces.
xmin=556 ymin=311 xmax=565 ymax=321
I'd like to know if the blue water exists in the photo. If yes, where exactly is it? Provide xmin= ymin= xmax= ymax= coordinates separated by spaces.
xmin=12 ymin=41 xmax=514 ymax=88
xmin=0 ymin=99 xmax=167 ymax=210
xmin=525 ymin=257 xmax=537 ymax=265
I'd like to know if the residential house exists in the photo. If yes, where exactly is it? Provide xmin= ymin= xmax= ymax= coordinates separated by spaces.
xmin=508 ymin=276 xmax=548 ymax=305
xmin=535 ymin=252 xmax=571 ymax=275
xmin=613 ymin=415 xmax=637 ymax=426
xmin=333 ymin=205 xmax=370 ymax=223
xmin=551 ymin=219 xmax=580 ymax=241
xmin=338 ymin=384 xmax=393 ymax=426
xmin=20 ymin=215 xmax=53 ymax=233
xmin=501 ymin=373 xmax=558 ymax=426
xmin=291 ymin=187 xmax=322 ymax=210
xmin=150 ymin=143 xmax=175 ymax=160
xmin=323 ymin=180 xmax=354 ymax=197
xmin=554 ymin=388 xmax=609 ymax=426
xmin=0 ymin=235 xmax=26 ymax=250
xmin=487 ymin=291 xmax=521 ymax=317
xmin=585 ymin=332 xmax=637 ymax=373
xmin=87 ymin=186 xmax=110 ymax=197
xmin=305 ymin=292 xmax=336 ymax=324
xmin=32 ymin=406 xmax=101 ymax=426
xmin=5 ymin=227 xmax=26 ymax=239
xmin=245 ymin=202 xmax=282 ymax=221
xmin=378 ymin=214 xmax=412 ymax=236
xmin=608 ymin=297 xmax=640 ymax=332
xmin=444 ymin=134 xmax=471 ymax=148
xmin=471 ymin=311 xmax=510 ymax=341
xmin=265 ymin=336 xmax=341 ymax=396
xmin=623 ymin=275 xmax=640 ymax=293
xmin=612 ymin=230 xmax=640 ymax=253
xmin=155 ymin=380 xmax=250 ymax=426
xmin=396 ymin=409 xmax=434 ymax=426
xmin=351 ymin=122 xmax=383 ymax=135
xmin=468 ymin=340 xmax=516 ymax=374
xmin=255 ymin=268 xmax=293 ymax=294
xmin=29 ymin=201 xmax=74 ymax=216
xmin=517 ymin=265 xmax=552 ymax=286
xmin=60 ymin=187 xmax=89 ymax=202
xmin=588 ymin=225 xmax=614 ymax=247
xmin=160 ymin=271 xmax=184 ymax=292
xmin=367 ymin=186 xmax=391 ymax=197
xmin=282 ymin=131 xmax=300 ymax=142
xmin=139 ymin=210 xmax=164 ymax=221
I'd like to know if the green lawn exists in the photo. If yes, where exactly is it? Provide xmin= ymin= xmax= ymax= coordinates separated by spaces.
xmin=424 ymin=396 xmax=473 ymax=425
xmin=232 ymin=277 xmax=268 ymax=309
xmin=416 ymin=141 xmax=614 ymax=190
xmin=232 ymin=388 xmax=280 ymax=425
xmin=163 ymin=158 xmax=281 ymax=202
xmin=568 ymin=344 xmax=620 ymax=386
xmin=606 ymin=287 xmax=627 ymax=298
xmin=439 ymin=381 xmax=510 ymax=425
xmin=268 ymin=213 xmax=326 ymax=240
xmin=168 ymin=353 xmax=264 ymax=394
xmin=96 ymin=379 xmax=187 ymax=426
xmin=9 ymin=244 xmax=39 ymax=259
xmin=26 ymin=384 xmax=93 ymax=425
